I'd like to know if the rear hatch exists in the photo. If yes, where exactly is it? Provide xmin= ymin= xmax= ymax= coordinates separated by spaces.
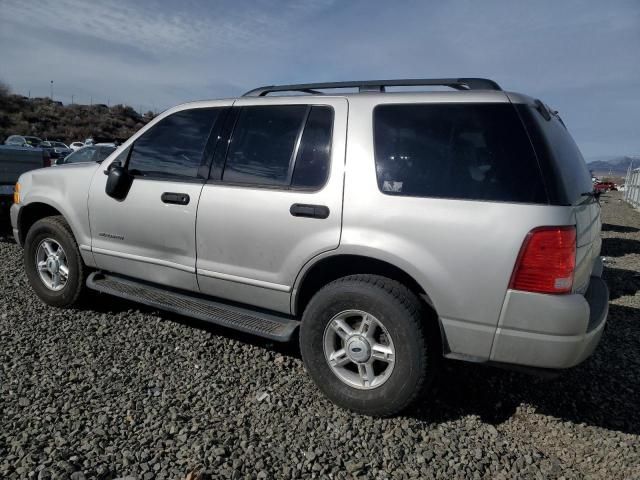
xmin=514 ymin=99 xmax=600 ymax=294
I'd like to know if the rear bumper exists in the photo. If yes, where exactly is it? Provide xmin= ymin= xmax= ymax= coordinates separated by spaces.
xmin=489 ymin=275 xmax=609 ymax=369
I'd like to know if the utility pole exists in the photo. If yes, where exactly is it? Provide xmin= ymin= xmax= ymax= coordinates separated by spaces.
xmin=90 ymin=96 xmax=92 ymax=106
xmin=50 ymin=80 xmax=54 ymax=100
xmin=71 ymin=94 xmax=74 ymax=105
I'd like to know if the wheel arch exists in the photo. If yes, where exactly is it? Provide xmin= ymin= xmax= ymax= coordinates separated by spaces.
xmin=18 ymin=202 xmax=68 ymax=246
xmin=293 ymin=253 xmax=435 ymax=315
xmin=293 ymin=253 xmax=446 ymax=358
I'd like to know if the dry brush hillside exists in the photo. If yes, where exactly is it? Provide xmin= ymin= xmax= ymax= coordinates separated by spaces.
xmin=0 ymin=82 xmax=153 ymax=144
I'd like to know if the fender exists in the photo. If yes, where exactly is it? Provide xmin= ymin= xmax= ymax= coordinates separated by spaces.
xmin=16 ymin=163 xmax=101 ymax=267
xmin=290 ymin=244 xmax=448 ymax=316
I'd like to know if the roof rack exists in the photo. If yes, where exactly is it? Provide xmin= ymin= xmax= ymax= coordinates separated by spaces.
xmin=242 ymin=78 xmax=502 ymax=96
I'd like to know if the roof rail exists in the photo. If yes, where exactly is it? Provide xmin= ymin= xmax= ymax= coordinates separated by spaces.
xmin=242 ymin=78 xmax=502 ymax=96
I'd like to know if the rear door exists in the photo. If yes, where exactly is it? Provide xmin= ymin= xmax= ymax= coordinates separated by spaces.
xmin=195 ymin=97 xmax=347 ymax=313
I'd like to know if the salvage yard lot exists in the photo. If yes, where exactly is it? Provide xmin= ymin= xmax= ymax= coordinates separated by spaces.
xmin=1 ymin=192 xmax=639 ymax=480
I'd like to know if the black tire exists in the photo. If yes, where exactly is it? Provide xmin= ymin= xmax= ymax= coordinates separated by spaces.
xmin=299 ymin=274 xmax=436 ymax=416
xmin=24 ymin=216 xmax=87 ymax=308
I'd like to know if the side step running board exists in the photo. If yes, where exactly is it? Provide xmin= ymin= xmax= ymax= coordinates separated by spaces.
xmin=86 ymin=272 xmax=299 ymax=342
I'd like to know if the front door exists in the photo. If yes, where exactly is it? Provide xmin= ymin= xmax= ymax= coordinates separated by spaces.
xmin=196 ymin=97 xmax=348 ymax=313
xmin=88 ymin=104 xmax=229 ymax=291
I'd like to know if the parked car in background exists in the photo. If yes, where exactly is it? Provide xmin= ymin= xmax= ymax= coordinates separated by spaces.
xmin=9 ymin=78 xmax=609 ymax=416
xmin=69 ymin=142 xmax=85 ymax=151
xmin=4 ymin=135 xmax=43 ymax=147
xmin=594 ymin=181 xmax=616 ymax=193
xmin=55 ymin=143 xmax=117 ymax=165
xmin=40 ymin=141 xmax=73 ymax=160
xmin=0 ymin=144 xmax=51 ymax=213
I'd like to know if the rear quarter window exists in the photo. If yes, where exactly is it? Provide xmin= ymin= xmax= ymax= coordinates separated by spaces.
xmin=373 ymin=103 xmax=548 ymax=203
xmin=515 ymin=104 xmax=592 ymax=205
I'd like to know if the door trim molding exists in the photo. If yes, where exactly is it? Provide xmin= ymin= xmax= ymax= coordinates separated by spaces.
xmin=196 ymin=268 xmax=291 ymax=292
xmin=92 ymin=247 xmax=195 ymax=273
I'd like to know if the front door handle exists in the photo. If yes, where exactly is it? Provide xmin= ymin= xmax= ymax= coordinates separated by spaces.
xmin=161 ymin=192 xmax=190 ymax=205
xmin=290 ymin=203 xmax=330 ymax=219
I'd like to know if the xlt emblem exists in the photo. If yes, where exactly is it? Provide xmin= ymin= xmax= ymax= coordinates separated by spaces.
xmin=98 ymin=232 xmax=124 ymax=240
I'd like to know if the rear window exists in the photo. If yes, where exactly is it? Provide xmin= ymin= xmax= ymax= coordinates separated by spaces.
xmin=223 ymin=105 xmax=307 ymax=186
xmin=515 ymin=104 xmax=592 ymax=205
xmin=291 ymin=106 xmax=333 ymax=189
xmin=373 ymin=103 xmax=548 ymax=203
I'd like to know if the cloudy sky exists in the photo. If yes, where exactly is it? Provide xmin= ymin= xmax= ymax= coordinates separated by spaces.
xmin=1 ymin=0 xmax=638 ymax=159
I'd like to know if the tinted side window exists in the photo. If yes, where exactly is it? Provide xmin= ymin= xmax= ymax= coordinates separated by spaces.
xmin=516 ymin=105 xmax=592 ymax=205
xmin=128 ymin=108 xmax=219 ymax=179
xmin=291 ymin=106 xmax=333 ymax=189
xmin=373 ymin=103 xmax=548 ymax=203
xmin=223 ymin=105 xmax=307 ymax=186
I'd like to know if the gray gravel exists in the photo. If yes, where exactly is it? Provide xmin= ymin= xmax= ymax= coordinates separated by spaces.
xmin=1 ymin=192 xmax=639 ymax=480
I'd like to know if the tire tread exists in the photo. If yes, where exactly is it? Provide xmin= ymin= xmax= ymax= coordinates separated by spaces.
xmin=304 ymin=274 xmax=432 ymax=416
xmin=24 ymin=215 xmax=87 ymax=307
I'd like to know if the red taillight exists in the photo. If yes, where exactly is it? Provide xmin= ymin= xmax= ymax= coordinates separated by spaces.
xmin=43 ymin=151 xmax=52 ymax=167
xmin=509 ymin=226 xmax=576 ymax=294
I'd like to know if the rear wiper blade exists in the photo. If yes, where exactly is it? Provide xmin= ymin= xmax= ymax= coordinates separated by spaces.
xmin=581 ymin=191 xmax=601 ymax=203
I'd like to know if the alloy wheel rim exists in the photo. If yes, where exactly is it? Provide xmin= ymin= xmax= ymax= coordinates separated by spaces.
xmin=323 ymin=309 xmax=396 ymax=390
xmin=35 ymin=238 xmax=69 ymax=291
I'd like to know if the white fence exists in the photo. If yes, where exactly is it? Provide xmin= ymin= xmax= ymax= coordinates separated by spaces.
xmin=624 ymin=167 xmax=640 ymax=208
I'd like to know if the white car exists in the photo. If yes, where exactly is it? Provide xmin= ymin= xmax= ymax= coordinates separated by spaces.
xmin=69 ymin=142 xmax=85 ymax=151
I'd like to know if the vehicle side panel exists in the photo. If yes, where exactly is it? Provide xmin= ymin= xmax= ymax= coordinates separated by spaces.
xmin=195 ymin=97 xmax=348 ymax=314
xmin=338 ymin=95 xmax=580 ymax=361
xmin=88 ymin=177 xmax=205 ymax=292
xmin=15 ymin=163 xmax=100 ymax=267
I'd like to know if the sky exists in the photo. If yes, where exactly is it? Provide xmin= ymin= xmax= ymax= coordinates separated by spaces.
xmin=1 ymin=0 xmax=638 ymax=159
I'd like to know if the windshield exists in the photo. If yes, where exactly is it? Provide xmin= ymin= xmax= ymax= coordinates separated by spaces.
xmin=24 ymin=136 xmax=42 ymax=146
xmin=64 ymin=147 xmax=96 ymax=164
xmin=96 ymin=146 xmax=117 ymax=162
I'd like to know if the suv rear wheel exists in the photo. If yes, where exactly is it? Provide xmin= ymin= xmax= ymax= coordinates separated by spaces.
xmin=300 ymin=274 xmax=435 ymax=416
xmin=24 ymin=216 xmax=87 ymax=308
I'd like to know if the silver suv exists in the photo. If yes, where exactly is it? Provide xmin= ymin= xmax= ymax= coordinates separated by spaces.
xmin=10 ymin=78 xmax=609 ymax=416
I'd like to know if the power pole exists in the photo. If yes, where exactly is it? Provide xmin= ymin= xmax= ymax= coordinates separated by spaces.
xmin=50 ymin=80 xmax=54 ymax=100
xmin=71 ymin=94 xmax=74 ymax=105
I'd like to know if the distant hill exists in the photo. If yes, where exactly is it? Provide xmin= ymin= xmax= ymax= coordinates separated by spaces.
xmin=587 ymin=156 xmax=639 ymax=175
xmin=0 ymin=82 xmax=154 ymax=145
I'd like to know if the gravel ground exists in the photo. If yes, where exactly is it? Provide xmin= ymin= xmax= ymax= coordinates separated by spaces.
xmin=1 ymin=192 xmax=639 ymax=480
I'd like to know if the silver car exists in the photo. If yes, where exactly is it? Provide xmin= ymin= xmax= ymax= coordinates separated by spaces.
xmin=10 ymin=78 xmax=608 ymax=416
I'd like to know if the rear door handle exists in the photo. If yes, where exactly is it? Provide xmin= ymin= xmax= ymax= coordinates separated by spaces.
xmin=290 ymin=203 xmax=330 ymax=219
xmin=161 ymin=192 xmax=190 ymax=205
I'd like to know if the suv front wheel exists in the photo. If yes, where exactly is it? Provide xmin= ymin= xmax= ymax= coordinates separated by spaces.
xmin=24 ymin=216 xmax=87 ymax=308
xmin=300 ymin=274 xmax=436 ymax=416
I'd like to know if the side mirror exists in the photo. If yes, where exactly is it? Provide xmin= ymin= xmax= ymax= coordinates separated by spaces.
xmin=105 ymin=165 xmax=132 ymax=200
